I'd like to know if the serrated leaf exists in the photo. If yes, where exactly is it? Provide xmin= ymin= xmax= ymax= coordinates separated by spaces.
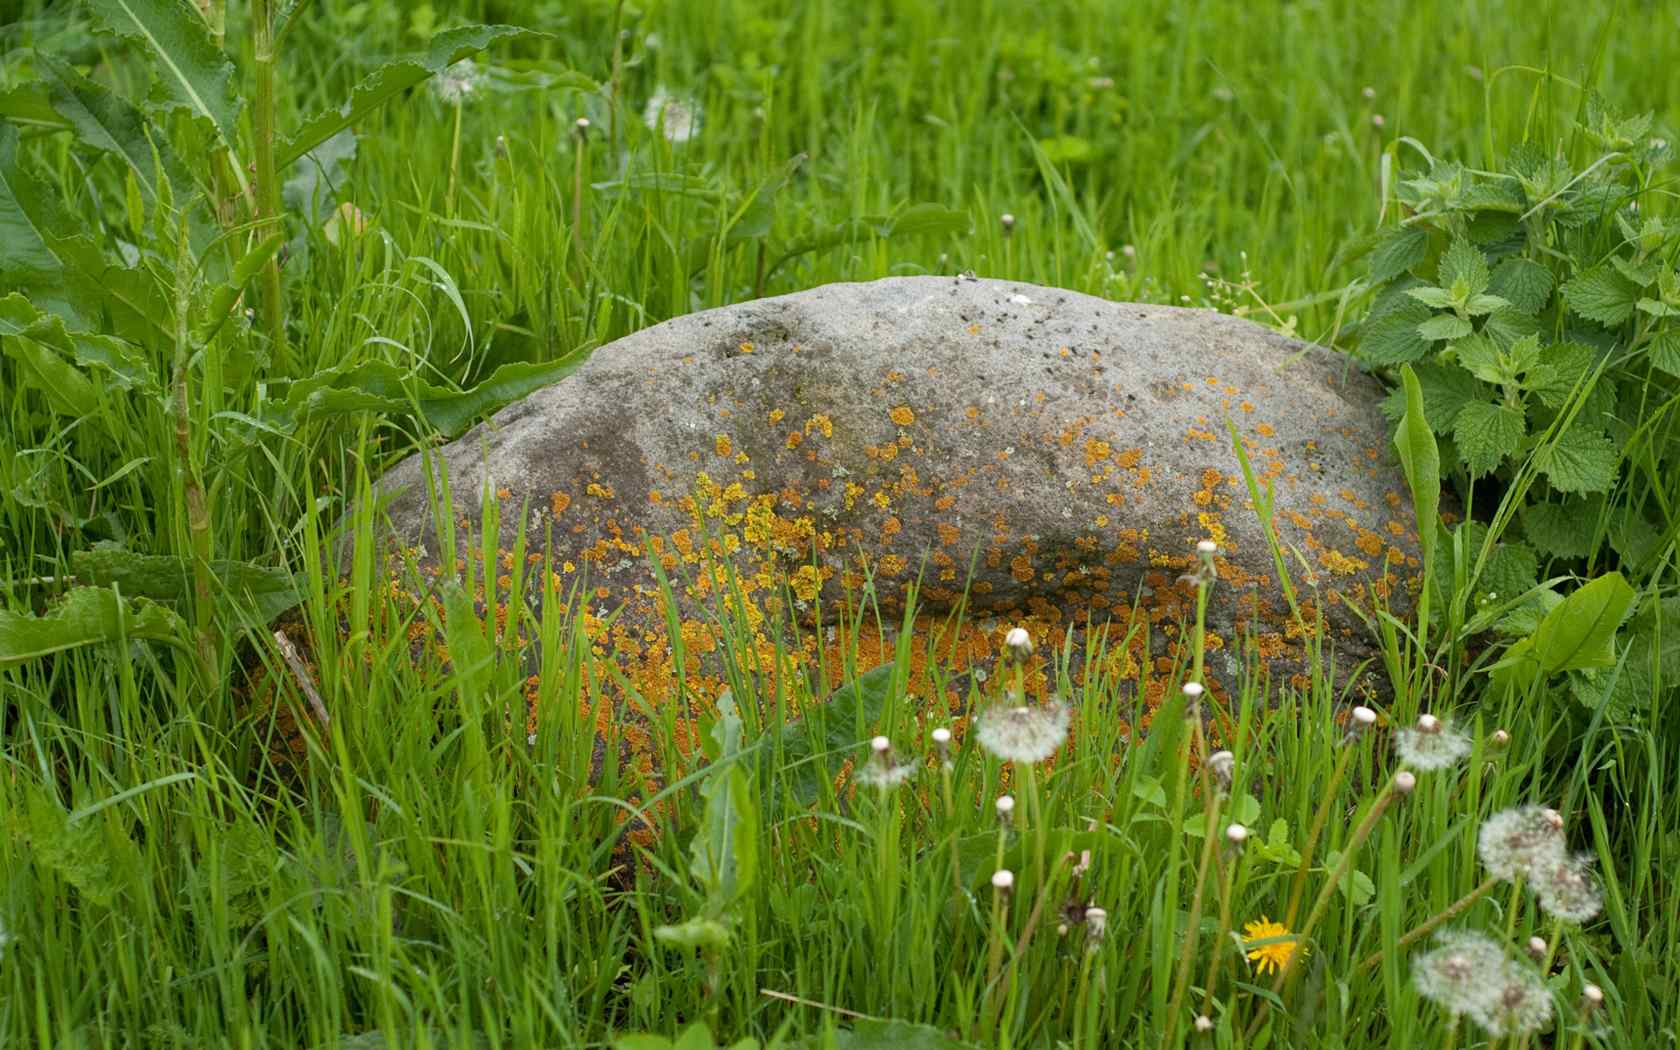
xmin=69 ymin=546 xmax=301 ymax=623
xmin=84 ymin=0 xmax=241 ymax=141
xmin=828 ymin=1020 xmax=981 ymax=1050
xmin=1360 ymin=301 xmax=1434 ymax=365
xmin=1480 ymin=542 xmax=1539 ymax=602
xmin=1636 ymin=298 xmax=1680 ymax=318
xmin=1464 ymin=293 xmax=1509 ymax=316
xmin=1482 ymin=305 xmax=1541 ymax=348
xmin=1439 ymin=238 xmax=1490 ymax=297
xmin=0 ymin=123 xmax=79 ymax=282
xmin=1522 ymin=500 xmax=1601 ymax=559
xmin=1488 ymin=257 xmax=1554 ymax=314
xmin=1410 ymin=362 xmax=1486 ymax=433
xmin=1366 ymin=225 xmax=1429 ymax=284
xmin=1452 ymin=400 xmax=1525 ymax=477
xmin=1562 ymin=265 xmax=1639 ymax=326
xmin=36 ymin=53 xmax=197 ymax=211
xmin=1405 ymin=286 xmax=1455 ymax=309
xmin=0 ymin=292 xmax=154 ymax=390
xmin=1539 ymin=427 xmax=1619 ymax=495
xmin=1530 ymin=343 xmax=1599 ymax=410
xmin=279 ymin=25 xmax=543 ymax=168
xmin=0 ymin=586 xmax=189 ymax=665
xmin=1649 ymin=331 xmax=1680 ymax=378
xmin=1451 ymin=334 xmax=1505 ymax=385
xmin=1418 ymin=313 xmax=1473 ymax=342
xmin=764 ymin=663 xmax=897 ymax=810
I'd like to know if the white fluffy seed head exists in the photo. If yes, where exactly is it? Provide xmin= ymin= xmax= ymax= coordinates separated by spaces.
xmin=995 ymin=795 xmax=1015 ymax=816
xmin=991 ymin=869 xmax=1014 ymax=891
xmin=1352 ymin=705 xmax=1377 ymax=727
xmin=1394 ymin=771 xmax=1417 ymax=795
xmin=1004 ymin=626 xmax=1034 ymax=661
xmin=931 ymin=727 xmax=951 ymax=746
xmin=1208 ymin=750 xmax=1236 ymax=789
xmin=1225 ymin=823 xmax=1249 ymax=845
xmin=1085 ymin=906 xmax=1108 ymax=939
xmin=1197 ymin=539 xmax=1218 ymax=554
xmin=1478 ymin=806 xmax=1568 ymax=883
xmin=1535 ymin=852 xmax=1604 ymax=923
xmin=1396 ymin=719 xmax=1472 ymax=772
xmin=1000 ymin=213 xmax=1016 ymax=232
xmin=1193 ymin=1015 xmax=1214 ymax=1033
xmin=1182 ymin=681 xmax=1205 ymax=698
xmin=976 ymin=701 xmax=1070 ymax=764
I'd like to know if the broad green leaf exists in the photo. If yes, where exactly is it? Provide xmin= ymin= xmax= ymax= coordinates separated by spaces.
xmin=1648 ymin=331 xmax=1680 ymax=378
xmin=1488 ymin=257 xmax=1554 ymax=314
xmin=1451 ymin=334 xmax=1504 ymax=385
xmin=1482 ymin=305 xmax=1542 ymax=348
xmin=1 ymin=330 xmax=100 ymax=416
xmin=1324 ymin=850 xmax=1376 ymax=905
xmin=69 ymin=546 xmax=301 ymax=623
xmin=1393 ymin=365 xmax=1440 ymax=570
xmin=826 ymin=1020 xmax=981 ymax=1050
xmin=651 ymin=916 xmax=732 ymax=950
xmin=0 ymin=84 xmax=70 ymax=131
xmin=1360 ymin=301 xmax=1434 ymax=365
xmin=1561 ymin=265 xmax=1639 ymax=327
xmin=0 ymin=123 xmax=78 ymax=282
xmin=267 ymin=356 xmax=585 ymax=439
xmin=765 ymin=662 xmax=897 ymax=809
xmin=279 ymin=25 xmax=543 ymax=168
xmin=1405 ymin=286 xmax=1454 ymax=309
xmin=1452 ymin=400 xmax=1525 ymax=477
xmin=1522 ymin=500 xmax=1601 ymax=559
xmin=1378 ymin=362 xmax=1484 ymax=433
xmin=1366 ymin=225 xmax=1429 ymax=284
xmin=1417 ymin=313 xmax=1473 ymax=342
xmin=0 ymin=586 xmax=188 ymax=665
xmin=1463 ymin=293 xmax=1509 ymax=316
xmin=1439 ymin=238 xmax=1490 ymax=297
xmin=1529 ymin=343 xmax=1599 ymax=410
xmin=84 ymin=0 xmax=241 ymax=141
xmin=1530 ymin=572 xmax=1635 ymax=673
xmin=1538 ymin=427 xmax=1619 ymax=495
xmin=0 ymin=292 xmax=154 ymax=390
xmin=691 ymin=759 xmax=756 ymax=917
xmin=36 ymin=53 xmax=195 ymax=208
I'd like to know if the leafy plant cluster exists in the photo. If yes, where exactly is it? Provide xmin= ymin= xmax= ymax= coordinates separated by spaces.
xmin=1355 ymin=95 xmax=1679 ymax=721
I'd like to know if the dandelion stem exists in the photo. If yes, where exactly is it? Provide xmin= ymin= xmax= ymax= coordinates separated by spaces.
xmin=1201 ymin=836 xmax=1242 ymax=1014
xmin=446 ymin=97 xmax=464 ymax=217
xmin=1354 ymin=875 xmax=1499 ymax=975
xmin=250 ymin=0 xmax=287 ymax=375
xmin=1284 ymin=731 xmax=1360 ymax=929
xmin=1165 ymin=718 xmax=1219 ymax=1044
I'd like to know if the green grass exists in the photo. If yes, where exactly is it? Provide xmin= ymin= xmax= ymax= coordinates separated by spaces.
xmin=2 ymin=0 xmax=1678 ymax=1046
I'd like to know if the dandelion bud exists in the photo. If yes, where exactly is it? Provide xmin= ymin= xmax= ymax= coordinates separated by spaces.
xmin=1225 ymin=823 xmax=1249 ymax=845
xmin=995 ymin=794 xmax=1016 ymax=824
xmin=1182 ymin=682 xmax=1205 ymax=698
xmin=1489 ymin=728 xmax=1510 ymax=748
xmin=1196 ymin=539 xmax=1218 ymax=555
xmin=573 ymin=117 xmax=591 ymax=138
xmin=1417 ymin=714 xmax=1442 ymax=734
xmin=1085 ymin=906 xmax=1108 ymax=940
xmin=931 ymin=727 xmax=951 ymax=746
xmin=1352 ymin=706 xmax=1377 ymax=728
xmin=1362 ymin=85 xmax=1377 ymax=100
xmin=1194 ymin=1015 xmax=1214 ymax=1033
xmin=1000 ymin=213 xmax=1016 ymax=235
xmin=1581 ymin=983 xmax=1604 ymax=1012
xmin=1525 ymin=935 xmax=1547 ymax=961
xmin=1371 ymin=113 xmax=1386 ymax=128
xmin=1121 ymin=244 xmax=1136 ymax=259
xmin=991 ymin=869 xmax=1014 ymax=892
xmin=1393 ymin=771 xmax=1417 ymax=795
xmin=871 ymin=735 xmax=890 ymax=755
xmin=494 ymin=134 xmax=509 ymax=158
xmin=1004 ymin=626 xmax=1035 ymax=662
xmin=1208 ymin=750 xmax=1236 ymax=790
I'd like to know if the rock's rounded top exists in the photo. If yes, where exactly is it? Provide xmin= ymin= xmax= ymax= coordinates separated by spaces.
xmin=364 ymin=276 xmax=1421 ymax=714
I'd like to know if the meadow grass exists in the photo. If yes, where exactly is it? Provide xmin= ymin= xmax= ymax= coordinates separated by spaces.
xmin=2 ymin=0 xmax=1678 ymax=1046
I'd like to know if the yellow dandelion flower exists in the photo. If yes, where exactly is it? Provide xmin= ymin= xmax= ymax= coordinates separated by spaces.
xmin=1243 ymin=916 xmax=1302 ymax=976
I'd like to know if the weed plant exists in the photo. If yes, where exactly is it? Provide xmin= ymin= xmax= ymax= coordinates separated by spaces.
xmin=1 ymin=1 xmax=1677 ymax=1047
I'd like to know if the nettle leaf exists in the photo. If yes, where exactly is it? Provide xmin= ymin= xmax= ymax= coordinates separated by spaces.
xmin=1649 ymin=331 xmax=1680 ymax=378
xmin=1488 ymin=257 xmax=1554 ymax=314
xmin=279 ymin=25 xmax=546 ymax=167
xmin=84 ymin=0 xmax=241 ymax=142
xmin=1538 ymin=426 xmax=1620 ymax=495
xmin=1439 ymin=238 xmax=1491 ymax=298
xmin=1611 ymin=254 xmax=1662 ymax=288
xmin=69 ymin=546 xmax=301 ymax=623
xmin=1451 ymin=334 xmax=1505 ymax=386
xmin=1417 ymin=313 xmax=1473 ymax=342
xmin=1530 ymin=343 xmax=1600 ymax=410
xmin=1379 ymin=362 xmax=1485 ymax=433
xmin=1522 ymin=500 xmax=1601 ymax=559
xmin=1405 ymin=286 xmax=1455 ymax=309
xmin=1637 ymin=297 xmax=1680 ymax=319
xmin=1367 ymin=225 xmax=1429 ymax=284
xmin=1452 ymin=400 xmax=1525 ymax=477
xmin=1479 ymin=542 xmax=1539 ymax=603
xmin=1562 ymin=265 xmax=1639 ymax=327
xmin=1464 ymin=292 xmax=1509 ymax=317
xmin=1360 ymin=300 xmax=1434 ymax=365
xmin=1481 ymin=305 xmax=1541 ymax=348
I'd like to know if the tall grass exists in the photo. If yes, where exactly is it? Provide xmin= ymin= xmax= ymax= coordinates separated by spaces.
xmin=2 ymin=0 xmax=1677 ymax=1046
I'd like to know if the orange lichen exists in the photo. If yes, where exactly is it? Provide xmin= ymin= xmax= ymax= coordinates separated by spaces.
xmin=890 ymin=405 xmax=916 ymax=426
xmin=550 ymin=491 xmax=573 ymax=516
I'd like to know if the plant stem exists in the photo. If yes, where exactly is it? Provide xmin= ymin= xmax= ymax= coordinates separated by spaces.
xmin=446 ymin=98 xmax=464 ymax=217
xmin=1284 ymin=740 xmax=1359 ymax=928
xmin=1165 ymin=719 xmax=1220 ymax=1043
xmin=250 ymin=0 xmax=287 ymax=376
xmin=1354 ymin=875 xmax=1500 ymax=974
xmin=1201 ymin=835 xmax=1241 ymax=1015
xmin=171 ymin=219 xmax=215 ymax=689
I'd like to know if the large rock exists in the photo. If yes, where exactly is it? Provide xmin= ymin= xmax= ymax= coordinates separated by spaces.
xmin=360 ymin=277 xmax=1421 ymax=738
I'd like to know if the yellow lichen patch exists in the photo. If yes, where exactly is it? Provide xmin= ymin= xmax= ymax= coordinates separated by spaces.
xmin=1084 ymin=437 xmax=1112 ymax=467
xmin=937 ymin=522 xmax=961 ymax=547
xmin=586 ymin=482 xmax=616 ymax=500
xmin=890 ymin=405 xmax=916 ymax=426
xmin=1256 ymin=422 xmax=1276 ymax=437
xmin=738 ymin=341 xmax=754 ymax=353
xmin=715 ymin=434 xmax=733 ymax=458
xmin=805 ymin=414 xmax=834 ymax=438
xmin=785 ymin=430 xmax=804 ymax=450
xmin=550 ymin=491 xmax=573 ymax=516
xmin=1320 ymin=548 xmax=1368 ymax=576
xmin=790 ymin=564 xmax=823 ymax=601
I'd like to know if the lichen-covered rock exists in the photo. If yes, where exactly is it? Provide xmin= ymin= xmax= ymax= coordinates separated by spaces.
xmin=359 ymin=276 xmax=1421 ymax=742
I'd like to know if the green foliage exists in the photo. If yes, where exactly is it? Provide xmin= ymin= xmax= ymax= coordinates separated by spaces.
xmin=1359 ymin=98 xmax=1677 ymax=570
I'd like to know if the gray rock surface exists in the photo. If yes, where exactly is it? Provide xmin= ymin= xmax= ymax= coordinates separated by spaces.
xmin=359 ymin=276 xmax=1421 ymax=711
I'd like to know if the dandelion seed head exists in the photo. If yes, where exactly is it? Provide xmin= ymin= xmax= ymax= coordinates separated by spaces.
xmin=1412 ymin=931 xmax=1507 ymax=1019
xmin=1362 ymin=85 xmax=1377 ymax=100
xmin=871 ymin=735 xmax=890 ymax=754
xmin=1194 ymin=1015 xmax=1214 ymax=1033
xmin=1478 ymin=806 xmax=1567 ymax=883
xmin=931 ymin=727 xmax=951 ymax=746
xmin=1582 ymin=983 xmax=1604 ymax=1010
xmin=1395 ymin=718 xmax=1471 ymax=771
xmin=1003 ymin=626 xmax=1034 ymax=662
xmin=1085 ymin=906 xmax=1107 ymax=939
xmin=1524 ymin=935 xmax=1547 ymax=961
xmin=995 ymin=794 xmax=1015 ymax=819
xmin=1182 ymin=681 xmax=1205 ymax=698
xmin=1197 ymin=539 xmax=1218 ymax=555
xmin=432 ymin=59 xmax=483 ymax=104
xmin=1535 ymin=852 xmax=1603 ymax=923
xmin=1482 ymin=969 xmax=1553 ymax=1037
xmin=1225 ymin=823 xmax=1249 ymax=845
xmin=1000 ymin=213 xmax=1016 ymax=232
xmin=991 ymin=869 xmax=1014 ymax=891
xmin=1393 ymin=771 xmax=1417 ymax=794
xmin=1208 ymin=749 xmax=1235 ymax=790
xmin=976 ymin=700 xmax=1070 ymax=764
xmin=1490 ymin=728 xmax=1510 ymax=748
xmin=644 ymin=88 xmax=701 ymax=144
